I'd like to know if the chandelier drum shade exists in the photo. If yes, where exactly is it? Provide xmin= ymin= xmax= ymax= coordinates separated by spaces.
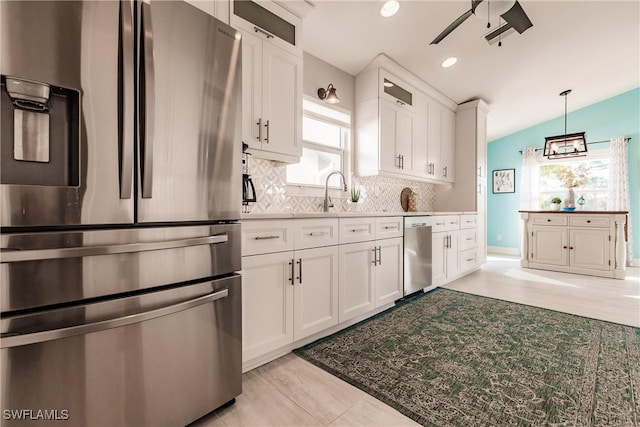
xmin=543 ymin=89 xmax=588 ymax=159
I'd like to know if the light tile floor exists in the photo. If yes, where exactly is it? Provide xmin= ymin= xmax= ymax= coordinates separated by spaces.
xmin=192 ymin=256 xmax=640 ymax=426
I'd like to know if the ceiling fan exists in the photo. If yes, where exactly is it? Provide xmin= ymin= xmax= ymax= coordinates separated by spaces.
xmin=430 ymin=0 xmax=533 ymax=46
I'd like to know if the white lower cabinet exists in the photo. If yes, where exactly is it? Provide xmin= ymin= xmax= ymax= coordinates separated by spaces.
xmin=242 ymin=245 xmax=339 ymax=363
xmin=432 ymin=230 xmax=459 ymax=286
xmin=242 ymin=251 xmax=294 ymax=361
xmin=338 ymin=236 xmax=403 ymax=323
xmin=293 ymin=246 xmax=339 ymax=340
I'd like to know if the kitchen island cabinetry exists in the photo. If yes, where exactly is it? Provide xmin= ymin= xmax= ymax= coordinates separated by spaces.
xmin=520 ymin=211 xmax=628 ymax=279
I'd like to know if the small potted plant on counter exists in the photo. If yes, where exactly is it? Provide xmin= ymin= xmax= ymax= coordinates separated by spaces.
xmin=349 ymin=187 xmax=361 ymax=212
xmin=550 ymin=197 xmax=562 ymax=211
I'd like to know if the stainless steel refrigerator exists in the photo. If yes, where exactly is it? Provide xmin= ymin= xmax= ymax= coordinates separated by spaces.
xmin=0 ymin=1 xmax=243 ymax=426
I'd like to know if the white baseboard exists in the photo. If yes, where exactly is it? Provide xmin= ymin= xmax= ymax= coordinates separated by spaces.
xmin=487 ymin=246 xmax=520 ymax=256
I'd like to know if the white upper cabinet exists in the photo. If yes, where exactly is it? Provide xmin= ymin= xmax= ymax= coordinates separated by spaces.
xmin=234 ymin=0 xmax=302 ymax=163
xmin=183 ymin=0 xmax=230 ymax=23
xmin=355 ymin=54 xmax=457 ymax=184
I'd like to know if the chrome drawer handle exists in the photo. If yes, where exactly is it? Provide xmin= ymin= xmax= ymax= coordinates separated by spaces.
xmin=254 ymin=235 xmax=279 ymax=240
xmin=383 ymin=226 xmax=397 ymax=230
xmin=350 ymin=228 xmax=368 ymax=233
xmin=466 ymin=258 xmax=474 ymax=262
xmin=309 ymin=232 xmax=327 ymax=236
xmin=466 ymin=237 xmax=474 ymax=241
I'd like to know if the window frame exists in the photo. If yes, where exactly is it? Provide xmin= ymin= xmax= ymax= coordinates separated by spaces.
xmin=536 ymin=148 xmax=610 ymax=210
xmin=286 ymin=96 xmax=352 ymax=197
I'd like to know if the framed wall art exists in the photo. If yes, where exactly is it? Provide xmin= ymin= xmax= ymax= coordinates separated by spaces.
xmin=493 ymin=169 xmax=515 ymax=194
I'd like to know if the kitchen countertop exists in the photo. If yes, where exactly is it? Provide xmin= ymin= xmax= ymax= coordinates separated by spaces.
xmin=519 ymin=210 xmax=629 ymax=214
xmin=241 ymin=211 xmax=477 ymax=220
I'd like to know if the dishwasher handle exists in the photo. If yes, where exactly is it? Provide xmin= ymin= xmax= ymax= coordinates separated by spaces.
xmin=1 ymin=289 xmax=228 ymax=348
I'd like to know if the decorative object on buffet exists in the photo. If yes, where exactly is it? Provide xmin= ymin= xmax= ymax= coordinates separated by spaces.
xmin=577 ymin=194 xmax=586 ymax=210
xmin=550 ymin=197 xmax=562 ymax=211
xmin=543 ymin=89 xmax=587 ymax=159
xmin=492 ymin=169 xmax=515 ymax=193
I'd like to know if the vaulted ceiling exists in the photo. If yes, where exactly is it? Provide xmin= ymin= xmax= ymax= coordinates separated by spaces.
xmin=303 ymin=1 xmax=640 ymax=141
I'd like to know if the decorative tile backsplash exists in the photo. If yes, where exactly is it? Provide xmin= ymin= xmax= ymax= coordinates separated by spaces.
xmin=247 ymin=159 xmax=436 ymax=213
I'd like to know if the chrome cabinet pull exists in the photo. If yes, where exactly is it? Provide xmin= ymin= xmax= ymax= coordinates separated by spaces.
xmin=383 ymin=226 xmax=396 ymax=230
xmin=466 ymin=258 xmax=474 ymax=262
xmin=257 ymin=118 xmax=262 ymax=141
xmin=371 ymin=247 xmax=378 ymax=265
xmin=296 ymin=258 xmax=302 ymax=283
xmin=254 ymin=26 xmax=274 ymax=39
xmin=377 ymin=246 xmax=382 ymax=265
xmin=443 ymin=166 xmax=448 ymax=178
xmin=396 ymin=155 xmax=402 ymax=169
xmin=264 ymin=120 xmax=270 ymax=143
xmin=466 ymin=237 xmax=474 ymax=241
xmin=0 ymin=288 xmax=228 ymax=348
xmin=254 ymin=235 xmax=279 ymax=240
xmin=308 ymin=231 xmax=327 ymax=236
xmin=400 ymin=155 xmax=404 ymax=169
xmin=1 ymin=235 xmax=228 ymax=263
xmin=350 ymin=228 xmax=368 ymax=233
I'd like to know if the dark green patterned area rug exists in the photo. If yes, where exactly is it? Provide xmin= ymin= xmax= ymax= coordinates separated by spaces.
xmin=294 ymin=289 xmax=640 ymax=427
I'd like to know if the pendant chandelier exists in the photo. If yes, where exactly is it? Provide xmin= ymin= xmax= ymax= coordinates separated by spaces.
xmin=543 ymin=89 xmax=588 ymax=159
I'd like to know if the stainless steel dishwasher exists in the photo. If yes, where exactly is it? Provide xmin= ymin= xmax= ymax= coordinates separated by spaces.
xmin=404 ymin=216 xmax=433 ymax=296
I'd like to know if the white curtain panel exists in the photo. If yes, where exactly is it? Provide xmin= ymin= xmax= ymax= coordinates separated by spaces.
xmin=608 ymin=136 xmax=634 ymax=266
xmin=520 ymin=147 xmax=540 ymax=209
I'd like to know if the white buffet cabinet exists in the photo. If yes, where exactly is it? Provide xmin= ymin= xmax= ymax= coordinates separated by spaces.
xmin=520 ymin=211 xmax=628 ymax=279
xmin=241 ymin=212 xmax=480 ymax=371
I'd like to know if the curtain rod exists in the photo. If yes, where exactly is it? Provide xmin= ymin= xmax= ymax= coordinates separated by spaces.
xmin=518 ymin=137 xmax=631 ymax=154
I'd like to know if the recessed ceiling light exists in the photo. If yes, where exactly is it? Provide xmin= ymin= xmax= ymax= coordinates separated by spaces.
xmin=380 ymin=0 xmax=400 ymax=18
xmin=441 ymin=57 xmax=458 ymax=68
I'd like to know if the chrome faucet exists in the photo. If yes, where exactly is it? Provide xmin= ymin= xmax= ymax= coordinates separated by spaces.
xmin=323 ymin=171 xmax=347 ymax=212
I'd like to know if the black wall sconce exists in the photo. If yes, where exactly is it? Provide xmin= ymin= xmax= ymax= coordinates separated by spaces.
xmin=317 ymin=84 xmax=340 ymax=104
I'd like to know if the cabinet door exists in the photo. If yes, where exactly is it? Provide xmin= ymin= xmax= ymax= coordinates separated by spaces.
xmin=412 ymin=93 xmax=429 ymax=176
xmin=530 ymin=226 xmax=568 ymax=266
xmin=240 ymin=30 xmax=263 ymax=150
xmin=376 ymin=237 xmax=403 ymax=307
xmin=293 ymin=246 xmax=339 ymax=340
xmin=446 ymin=230 xmax=460 ymax=279
xmin=242 ymin=252 xmax=294 ymax=361
xmin=427 ymin=101 xmax=442 ymax=179
xmin=339 ymin=242 xmax=376 ymax=322
xmin=379 ymin=100 xmax=398 ymax=172
xmin=441 ymin=108 xmax=456 ymax=183
xmin=569 ymin=229 xmax=611 ymax=271
xmin=396 ymin=108 xmax=414 ymax=172
xmin=432 ymin=231 xmax=447 ymax=286
xmin=262 ymin=42 xmax=301 ymax=157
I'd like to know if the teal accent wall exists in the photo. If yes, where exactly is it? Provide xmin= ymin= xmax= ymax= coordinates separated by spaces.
xmin=487 ymin=87 xmax=640 ymax=258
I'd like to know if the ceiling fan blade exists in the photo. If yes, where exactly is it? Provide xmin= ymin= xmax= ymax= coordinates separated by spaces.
xmin=501 ymin=1 xmax=533 ymax=34
xmin=430 ymin=9 xmax=474 ymax=44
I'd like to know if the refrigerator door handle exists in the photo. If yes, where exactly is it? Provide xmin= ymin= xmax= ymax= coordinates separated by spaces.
xmin=0 ymin=288 xmax=229 ymax=348
xmin=1 ymin=234 xmax=228 ymax=263
xmin=119 ymin=0 xmax=135 ymax=199
xmin=140 ymin=2 xmax=155 ymax=199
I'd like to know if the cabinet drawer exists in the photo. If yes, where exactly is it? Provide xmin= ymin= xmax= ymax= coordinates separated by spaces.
xmin=242 ymin=220 xmax=294 ymax=256
xmin=294 ymin=219 xmax=339 ymax=250
xmin=339 ymin=217 xmax=376 ymax=244
xmin=375 ymin=217 xmax=403 ymax=239
xmin=432 ymin=215 xmax=460 ymax=232
xmin=460 ymin=248 xmax=478 ymax=272
xmin=569 ymin=216 xmax=610 ymax=228
xmin=459 ymin=228 xmax=478 ymax=250
xmin=460 ymin=214 xmax=477 ymax=229
xmin=531 ymin=215 xmax=568 ymax=226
